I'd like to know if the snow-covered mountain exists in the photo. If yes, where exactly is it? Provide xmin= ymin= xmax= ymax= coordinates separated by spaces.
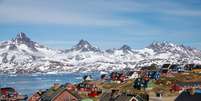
xmin=147 ymin=42 xmax=201 ymax=58
xmin=0 ymin=32 xmax=201 ymax=74
xmin=66 ymin=39 xmax=101 ymax=52
xmin=106 ymin=45 xmax=135 ymax=54
xmin=0 ymin=32 xmax=69 ymax=74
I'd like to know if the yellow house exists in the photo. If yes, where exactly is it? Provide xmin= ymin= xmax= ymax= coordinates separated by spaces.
xmin=192 ymin=65 xmax=201 ymax=73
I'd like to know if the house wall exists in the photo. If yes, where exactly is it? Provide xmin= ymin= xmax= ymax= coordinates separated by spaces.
xmin=53 ymin=90 xmax=78 ymax=101
xmin=129 ymin=97 xmax=138 ymax=101
xmin=129 ymin=73 xmax=139 ymax=79
xmin=192 ymin=69 xmax=201 ymax=73
xmin=28 ymin=95 xmax=40 ymax=101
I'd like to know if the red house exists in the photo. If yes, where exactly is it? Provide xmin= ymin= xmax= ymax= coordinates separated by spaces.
xmin=77 ymin=82 xmax=96 ymax=92
xmin=170 ymin=84 xmax=182 ymax=92
xmin=77 ymin=82 xmax=102 ymax=97
xmin=88 ymin=89 xmax=102 ymax=97
xmin=0 ymin=87 xmax=28 ymax=101
xmin=170 ymin=82 xmax=201 ymax=92
xmin=110 ymin=72 xmax=126 ymax=83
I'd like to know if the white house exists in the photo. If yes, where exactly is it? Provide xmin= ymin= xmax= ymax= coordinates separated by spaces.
xmin=83 ymin=75 xmax=93 ymax=81
xmin=128 ymin=71 xmax=140 ymax=79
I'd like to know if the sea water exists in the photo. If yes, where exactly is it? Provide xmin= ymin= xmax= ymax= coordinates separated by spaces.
xmin=0 ymin=72 xmax=100 ymax=96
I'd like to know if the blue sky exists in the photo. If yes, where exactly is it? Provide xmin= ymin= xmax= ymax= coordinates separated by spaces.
xmin=0 ymin=0 xmax=201 ymax=49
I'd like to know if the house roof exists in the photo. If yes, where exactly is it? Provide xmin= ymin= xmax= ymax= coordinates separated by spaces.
xmin=185 ymin=64 xmax=195 ymax=68
xmin=100 ymin=93 xmax=134 ymax=101
xmin=195 ymin=89 xmax=201 ymax=94
xmin=99 ymin=92 xmax=112 ymax=101
xmin=83 ymin=75 xmax=93 ymax=80
xmin=169 ymin=64 xmax=179 ymax=69
xmin=193 ymin=65 xmax=201 ymax=69
xmin=0 ymin=87 xmax=15 ymax=92
xmin=100 ymin=92 xmax=145 ymax=101
xmin=126 ymin=71 xmax=134 ymax=76
xmin=135 ymin=95 xmax=145 ymax=101
xmin=161 ymin=64 xmax=171 ymax=69
xmin=175 ymin=91 xmax=201 ymax=101
xmin=176 ymin=82 xmax=201 ymax=87
xmin=0 ymin=87 xmax=16 ymax=95
xmin=115 ymin=94 xmax=135 ymax=101
xmin=40 ymin=85 xmax=81 ymax=101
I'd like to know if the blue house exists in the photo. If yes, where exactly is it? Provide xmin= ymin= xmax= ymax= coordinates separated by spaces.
xmin=195 ymin=89 xmax=201 ymax=94
xmin=177 ymin=66 xmax=185 ymax=72
xmin=147 ymin=71 xmax=160 ymax=80
xmin=161 ymin=64 xmax=184 ymax=73
xmin=133 ymin=78 xmax=149 ymax=90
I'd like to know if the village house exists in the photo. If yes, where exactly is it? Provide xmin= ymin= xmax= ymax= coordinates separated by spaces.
xmin=170 ymin=84 xmax=183 ymax=92
xmin=140 ymin=64 xmax=159 ymax=71
xmin=110 ymin=72 xmax=127 ymax=83
xmin=77 ymin=82 xmax=96 ymax=92
xmin=126 ymin=71 xmax=140 ymax=79
xmin=100 ymin=74 xmax=109 ymax=81
xmin=160 ymin=64 xmax=177 ymax=77
xmin=169 ymin=64 xmax=180 ymax=72
xmin=77 ymin=81 xmax=102 ymax=97
xmin=146 ymin=70 xmax=160 ymax=80
xmin=29 ymin=83 xmax=81 ymax=101
xmin=160 ymin=64 xmax=171 ymax=73
xmin=168 ymin=64 xmax=185 ymax=73
xmin=83 ymin=75 xmax=93 ymax=81
xmin=191 ymin=64 xmax=201 ymax=73
xmin=177 ymin=66 xmax=185 ymax=72
xmin=28 ymin=90 xmax=45 ymax=101
xmin=195 ymin=89 xmax=201 ymax=94
xmin=0 ymin=87 xmax=28 ymax=101
xmin=161 ymin=64 xmax=183 ymax=73
xmin=184 ymin=64 xmax=195 ymax=71
xmin=183 ymin=64 xmax=201 ymax=72
xmin=170 ymin=82 xmax=201 ymax=92
xmin=99 ymin=90 xmax=147 ymax=101
xmin=133 ymin=78 xmax=149 ymax=90
xmin=175 ymin=89 xmax=201 ymax=101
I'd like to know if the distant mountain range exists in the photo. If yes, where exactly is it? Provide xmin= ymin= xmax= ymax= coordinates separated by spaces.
xmin=0 ymin=32 xmax=201 ymax=74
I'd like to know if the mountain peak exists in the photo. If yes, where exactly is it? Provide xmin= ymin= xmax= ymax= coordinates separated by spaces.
xmin=68 ymin=39 xmax=101 ymax=52
xmin=147 ymin=41 xmax=201 ymax=58
xmin=148 ymin=41 xmax=176 ymax=49
xmin=119 ymin=44 xmax=134 ymax=54
xmin=12 ymin=32 xmax=38 ymax=51
xmin=16 ymin=32 xmax=28 ymax=39
xmin=120 ymin=45 xmax=131 ymax=50
xmin=106 ymin=45 xmax=133 ymax=54
xmin=14 ymin=32 xmax=31 ymax=44
xmin=77 ymin=39 xmax=91 ymax=48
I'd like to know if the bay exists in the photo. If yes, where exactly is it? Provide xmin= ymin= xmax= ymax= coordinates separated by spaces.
xmin=0 ymin=72 xmax=100 ymax=96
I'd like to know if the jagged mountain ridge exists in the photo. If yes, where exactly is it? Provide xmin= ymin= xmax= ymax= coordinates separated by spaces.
xmin=0 ymin=32 xmax=201 ymax=74
xmin=106 ymin=45 xmax=135 ymax=54
xmin=66 ymin=39 xmax=101 ymax=52
xmin=147 ymin=42 xmax=201 ymax=58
